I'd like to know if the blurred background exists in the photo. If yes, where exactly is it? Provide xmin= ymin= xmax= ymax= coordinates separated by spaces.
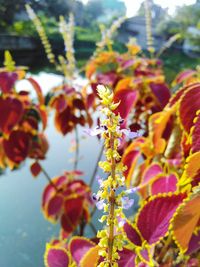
xmin=0 ymin=0 xmax=200 ymax=79
xmin=0 ymin=1 xmax=200 ymax=266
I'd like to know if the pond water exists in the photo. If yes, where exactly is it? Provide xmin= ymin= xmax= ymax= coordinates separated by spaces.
xmin=0 ymin=72 xmax=103 ymax=267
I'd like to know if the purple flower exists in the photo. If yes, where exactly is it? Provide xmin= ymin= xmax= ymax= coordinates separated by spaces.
xmin=121 ymin=196 xmax=134 ymax=210
xmin=121 ymin=129 xmax=144 ymax=139
xmin=125 ymin=187 xmax=138 ymax=195
xmin=96 ymin=175 xmax=104 ymax=188
xmin=83 ymin=125 xmax=107 ymax=137
xmin=96 ymin=199 xmax=105 ymax=210
xmin=92 ymin=193 xmax=100 ymax=202
xmin=118 ymin=217 xmax=126 ymax=227
xmin=92 ymin=192 xmax=106 ymax=210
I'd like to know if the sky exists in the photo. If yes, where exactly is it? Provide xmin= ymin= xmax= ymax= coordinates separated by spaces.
xmin=81 ymin=0 xmax=196 ymax=17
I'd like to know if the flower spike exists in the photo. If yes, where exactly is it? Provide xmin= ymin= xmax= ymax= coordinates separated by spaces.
xmin=94 ymin=85 xmax=132 ymax=266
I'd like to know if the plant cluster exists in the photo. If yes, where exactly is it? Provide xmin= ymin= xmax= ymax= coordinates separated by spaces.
xmin=0 ymin=51 xmax=48 ymax=171
xmin=1 ymin=4 xmax=200 ymax=267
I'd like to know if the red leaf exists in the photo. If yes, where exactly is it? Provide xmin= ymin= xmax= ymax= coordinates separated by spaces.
xmin=114 ymin=88 xmax=139 ymax=119
xmin=169 ymin=83 xmax=199 ymax=107
xmin=137 ymin=247 xmax=153 ymax=265
xmin=30 ymin=161 xmax=42 ymax=177
xmin=149 ymin=82 xmax=170 ymax=108
xmin=61 ymin=197 xmax=84 ymax=233
xmin=55 ymin=106 xmax=74 ymax=135
xmin=151 ymin=174 xmax=177 ymax=195
xmin=187 ymin=228 xmax=200 ymax=255
xmin=44 ymin=245 xmax=70 ymax=267
xmin=50 ymin=95 xmax=67 ymax=113
xmin=0 ymin=71 xmax=18 ymax=93
xmin=29 ymin=133 xmax=49 ymax=160
xmin=73 ymin=98 xmax=85 ymax=110
xmin=118 ymin=248 xmax=136 ymax=267
xmin=124 ymin=221 xmax=142 ymax=246
xmin=96 ymin=71 xmax=120 ymax=88
xmin=28 ymin=77 xmax=45 ymax=105
xmin=179 ymin=84 xmax=200 ymax=133
xmin=47 ymin=195 xmax=64 ymax=218
xmin=173 ymin=70 xmax=197 ymax=85
xmin=69 ymin=237 xmax=95 ymax=265
xmin=137 ymin=194 xmax=185 ymax=244
xmin=142 ymin=163 xmax=163 ymax=184
xmin=86 ymin=93 xmax=95 ymax=109
xmin=0 ymin=97 xmax=23 ymax=134
xmin=192 ymin=111 xmax=200 ymax=153
xmin=37 ymin=106 xmax=48 ymax=130
xmin=3 ymin=130 xmax=31 ymax=164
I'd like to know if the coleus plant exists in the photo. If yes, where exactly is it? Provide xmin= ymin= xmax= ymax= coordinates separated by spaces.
xmin=42 ymin=171 xmax=93 ymax=238
xmin=24 ymin=3 xmax=200 ymax=266
xmin=85 ymin=36 xmax=171 ymax=145
xmin=43 ymin=81 xmax=200 ymax=267
xmin=0 ymin=51 xmax=48 ymax=170
xmin=26 ymin=5 xmax=93 ymax=136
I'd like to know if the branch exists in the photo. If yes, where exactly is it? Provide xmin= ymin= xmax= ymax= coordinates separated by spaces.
xmin=73 ymin=126 xmax=79 ymax=170
xmin=40 ymin=165 xmax=59 ymax=192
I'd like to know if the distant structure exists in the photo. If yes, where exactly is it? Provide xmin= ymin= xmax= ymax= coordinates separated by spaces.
xmin=118 ymin=0 xmax=167 ymax=50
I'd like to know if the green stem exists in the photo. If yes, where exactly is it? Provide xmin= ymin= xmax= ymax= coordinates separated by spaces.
xmin=157 ymin=234 xmax=171 ymax=263
xmin=74 ymin=126 xmax=79 ymax=170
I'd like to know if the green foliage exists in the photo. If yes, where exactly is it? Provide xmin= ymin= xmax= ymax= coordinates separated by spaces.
xmin=161 ymin=49 xmax=200 ymax=83
xmin=75 ymin=26 xmax=101 ymax=42
xmin=3 ymin=50 xmax=15 ymax=71
xmin=157 ymin=2 xmax=200 ymax=39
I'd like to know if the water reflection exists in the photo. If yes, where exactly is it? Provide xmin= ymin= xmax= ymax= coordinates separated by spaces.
xmin=0 ymin=72 xmax=101 ymax=267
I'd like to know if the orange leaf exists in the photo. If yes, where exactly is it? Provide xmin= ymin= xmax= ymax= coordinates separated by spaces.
xmin=172 ymin=193 xmax=200 ymax=252
xmin=115 ymin=77 xmax=133 ymax=92
xmin=179 ymin=152 xmax=200 ymax=189
xmin=148 ymin=107 xmax=175 ymax=155
xmin=80 ymin=245 xmax=100 ymax=267
xmin=28 ymin=77 xmax=45 ymax=105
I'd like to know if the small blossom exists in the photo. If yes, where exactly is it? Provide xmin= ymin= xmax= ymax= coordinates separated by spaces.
xmin=96 ymin=199 xmax=106 ymax=210
xmin=96 ymin=175 xmax=104 ymax=188
xmin=83 ymin=125 xmax=107 ymax=137
xmin=121 ymin=196 xmax=134 ymax=210
xmin=125 ymin=187 xmax=138 ymax=195
xmin=121 ymin=129 xmax=144 ymax=139
xmin=119 ymin=118 xmax=124 ymax=124
xmin=118 ymin=217 xmax=126 ymax=227
xmin=92 ymin=193 xmax=100 ymax=202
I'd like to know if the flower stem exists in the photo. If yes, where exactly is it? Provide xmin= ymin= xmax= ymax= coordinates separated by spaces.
xmin=74 ymin=126 xmax=79 ymax=170
xmin=40 ymin=165 xmax=59 ymax=192
xmin=107 ymin=123 xmax=116 ymax=265
xmin=157 ymin=234 xmax=172 ymax=263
